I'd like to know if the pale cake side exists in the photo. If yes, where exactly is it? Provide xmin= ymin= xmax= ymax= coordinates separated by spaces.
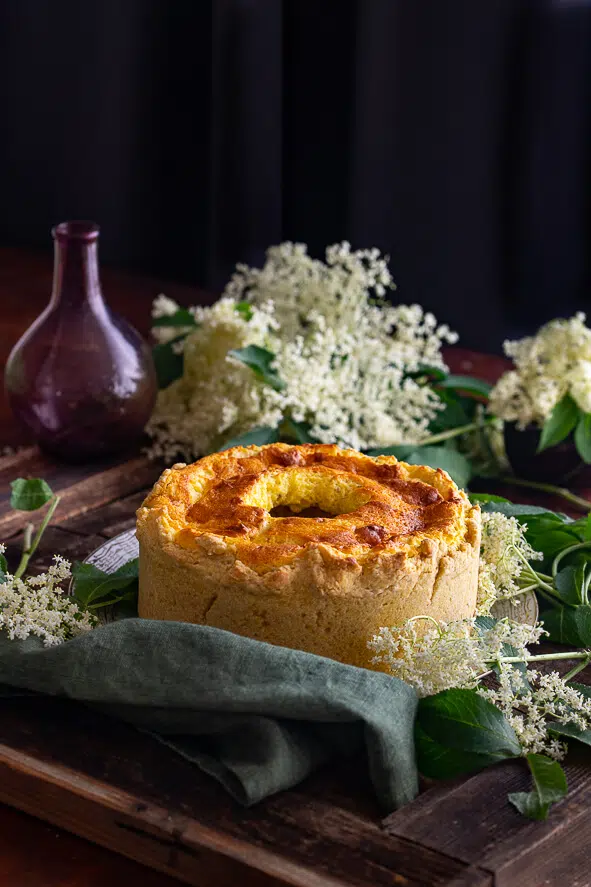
xmin=137 ymin=443 xmax=481 ymax=669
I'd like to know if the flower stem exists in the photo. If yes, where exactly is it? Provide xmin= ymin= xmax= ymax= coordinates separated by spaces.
xmin=563 ymin=655 xmax=591 ymax=682
xmin=420 ymin=418 xmax=496 ymax=447
xmin=552 ymin=541 xmax=591 ymax=578
xmin=499 ymin=476 xmax=591 ymax=513
xmin=14 ymin=495 xmax=61 ymax=580
xmin=497 ymin=651 xmax=590 ymax=665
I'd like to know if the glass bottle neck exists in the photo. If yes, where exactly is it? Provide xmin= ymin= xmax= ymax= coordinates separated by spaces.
xmin=50 ymin=236 xmax=104 ymax=310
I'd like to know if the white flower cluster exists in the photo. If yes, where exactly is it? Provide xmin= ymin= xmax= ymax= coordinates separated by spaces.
xmin=0 ymin=549 xmax=96 ymax=646
xmin=147 ymin=242 xmax=458 ymax=460
xmin=368 ymin=616 xmax=543 ymax=698
xmin=489 ymin=313 xmax=591 ymax=428
xmin=477 ymin=511 xmax=543 ymax=614
xmin=480 ymin=667 xmax=591 ymax=760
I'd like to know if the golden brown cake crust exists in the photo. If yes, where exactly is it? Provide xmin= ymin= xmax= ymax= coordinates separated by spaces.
xmin=137 ymin=443 xmax=481 ymax=669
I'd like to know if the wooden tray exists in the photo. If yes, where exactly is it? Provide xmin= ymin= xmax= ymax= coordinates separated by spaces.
xmin=1 ymin=447 xmax=591 ymax=887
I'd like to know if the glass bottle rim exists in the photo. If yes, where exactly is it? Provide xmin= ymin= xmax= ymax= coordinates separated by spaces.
xmin=52 ymin=220 xmax=100 ymax=242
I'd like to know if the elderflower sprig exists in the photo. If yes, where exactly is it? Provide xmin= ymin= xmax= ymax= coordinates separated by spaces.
xmin=477 ymin=511 xmax=543 ymax=614
xmin=479 ymin=666 xmax=591 ymax=761
xmin=1 ymin=478 xmax=100 ymax=647
xmin=368 ymin=616 xmax=545 ymax=698
xmin=489 ymin=313 xmax=591 ymax=429
xmin=147 ymin=242 xmax=459 ymax=460
xmin=0 ymin=548 xmax=96 ymax=646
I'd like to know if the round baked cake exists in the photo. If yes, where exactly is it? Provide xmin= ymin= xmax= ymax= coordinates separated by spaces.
xmin=137 ymin=443 xmax=481 ymax=669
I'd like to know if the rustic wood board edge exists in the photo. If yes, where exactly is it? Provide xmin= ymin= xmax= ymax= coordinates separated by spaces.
xmin=0 ymin=738 xmax=494 ymax=887
xmin=0 ymin=744 xmax=335 ymax=887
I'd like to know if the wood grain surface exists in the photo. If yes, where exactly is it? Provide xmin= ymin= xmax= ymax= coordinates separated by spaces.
xmin=1 ymin=246 xmax=590 ymax=886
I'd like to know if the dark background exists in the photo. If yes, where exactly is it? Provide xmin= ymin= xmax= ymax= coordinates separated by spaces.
xmin=0 ymin=0 xmax=590 ymax=351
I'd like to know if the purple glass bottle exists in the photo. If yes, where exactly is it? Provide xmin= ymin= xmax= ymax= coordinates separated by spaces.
xmin=5 ymin=221 xmax=157 ymax=461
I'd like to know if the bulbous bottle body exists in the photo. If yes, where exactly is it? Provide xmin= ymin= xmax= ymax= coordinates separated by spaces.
xmin=5 ymin=221 xmax=157 ymax=461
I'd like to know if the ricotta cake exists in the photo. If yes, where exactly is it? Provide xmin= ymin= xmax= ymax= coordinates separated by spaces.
xmin=137 ymin=443 xmax=481 ymax=669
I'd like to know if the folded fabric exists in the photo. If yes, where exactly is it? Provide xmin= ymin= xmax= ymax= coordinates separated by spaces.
xmin=0 ymin=618 xmax=418 ymax=810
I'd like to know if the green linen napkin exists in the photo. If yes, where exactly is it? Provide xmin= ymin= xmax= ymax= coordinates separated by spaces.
xmin=0 ymin=618 xmax=418 ymax=811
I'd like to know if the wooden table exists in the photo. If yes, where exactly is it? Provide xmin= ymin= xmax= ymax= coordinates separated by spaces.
xmin=0 ymin=247 xmax=589 ymax=887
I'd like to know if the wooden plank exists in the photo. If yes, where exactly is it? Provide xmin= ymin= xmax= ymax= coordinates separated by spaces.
xmin=0 ymin=803 xmax=184 ymax=887
xmin=0 ymin=454 xmax=161 ymax=538
xmin=0 ymin=697 xmax=491 ymax=887
xmin=4 ymin=525 xmax=107 ymax=574
xmin=0 ymin=747 xmax=290 ymax=887
xmin=383 ymin=747 xmax=591 ymax=886
xmin=59 ymin=489 xmax=148 ymax=539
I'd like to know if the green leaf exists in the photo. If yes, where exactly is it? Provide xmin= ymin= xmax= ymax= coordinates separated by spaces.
xmin=280 ymin=418 xmax=316 ymax=444
xmin=404 ymin=446 xmax=472 ymax=488
xmin=152 ymin=339 xmax=184 ymax=389
xmin=437 ymin=375 xmax=492 ymax=398
xmin=541 ymin=605 xmax=591 ymax=647
xmin=469 ymin=493 xmax=510 ymax=505
xmin=429 ymin=390 xmax=474 ymax=432
xmin=152 ymin=308 xmax=197 ymax=329
xmin=574 ymin=412 xmax=591 ymax=463
xmin=416 ymin=688 xmax=521 ymax=779
xmin=219 ymin=426 xmax=281 ymax=451
xmin=554 ymin=565 xmax=586 ymax=605
xmin=538 ymin=395 xmax=579 ymax=453
xmin=567 ymin=514 xmax=591 ymax=541
xmin=413 ymin=364 xmax=448 ymax=382
xmin=228 ymin=345 xmax=286 ymax=392
xmin=508 ymin=754 xmax=567 ymax=820
xmin=415 ymin=722 xmax=501 ymax=779
xmin=72 ymin=559 xmax=139 ymax=608
xmin=235 ymin=301 xmax=254 ymax=321
xmin=479 ymin=501 xmax=567 ymax=520
xmin=365 ymin=445 xmax=415 ymax=459
xmin=10 ymin=478 xmax=54 ymax=512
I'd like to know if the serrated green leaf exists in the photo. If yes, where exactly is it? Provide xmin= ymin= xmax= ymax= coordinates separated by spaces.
xmin=508 ymin=754 xmax=567 ymax=820
xmin=416 ymin=688 xmax=521 ymax=773
xmin=228 ymin=345 xmax=286 ymax=392
xmin=404 ymin=446 xmax=472 ymax=488
xmin=72 ymin=559 xmax=139 ymax=608
xmin=10 ymin=478 xmax=54 ymax=511
xmin=541 ymin=605 xmax=591 ymax=647
xmin=235 ymin=301 xmax=254 ymax=321
xmin=152 ymin=308 xmax=197 ymax=329
xmin=574 ymin=412 xmax=591 ymax=463
xmin=538 ymin=395 xmax=579 ymax=453
xmin=152 ymin=338 xmax=185 ymax=389
xmin=220 ymin=426 xmax=280 ymax=451
xmin=437 ymin=375 xmax=492 ymax=398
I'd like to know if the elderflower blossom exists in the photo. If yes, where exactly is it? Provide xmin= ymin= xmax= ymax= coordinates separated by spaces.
xmin=489 ymin=313 xmax=591 ymax=428
xmin=476 ymin=511 xmax=543 ymax=614
xmin=151 ymin=294 xmax=198 ymax=346
xmin=0 ymin=550 xmax=96 ymax=647
xmin=368 ymin=616 xmax=543 ymax=697
xmin=147 ymin=242 xmax=458 ymax=460
xmin=147 ymin=296 xmax=284 ymax=461
xmin=480 ymin=667 xmax=591 ymax=760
